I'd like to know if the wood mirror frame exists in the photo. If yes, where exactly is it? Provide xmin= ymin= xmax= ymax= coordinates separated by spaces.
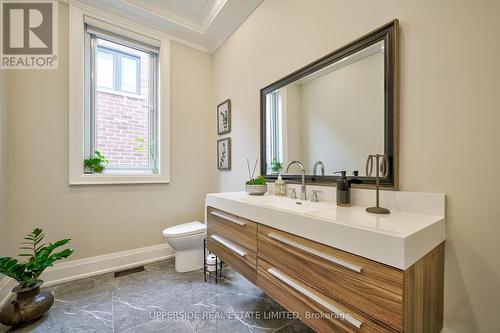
xmin=260 ymin=20 xmax=399 ymax=188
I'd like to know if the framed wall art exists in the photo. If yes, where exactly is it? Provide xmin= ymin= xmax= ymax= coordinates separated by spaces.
xmin=217 ymin=137 xmax=231 ymax=170
xmin=217 ymin=99 xmax=231 ymax=135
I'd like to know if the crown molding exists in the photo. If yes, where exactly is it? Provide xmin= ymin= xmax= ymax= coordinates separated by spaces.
xmin=64 ymin=0 xmax=262 ymax=53
xmin=66 ymin=0 xmax=211 ymax=53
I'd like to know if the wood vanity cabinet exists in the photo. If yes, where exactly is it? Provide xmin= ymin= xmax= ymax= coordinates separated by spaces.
xmin=206 ymin=206 xmax=444 ymax=333
xmin=206 ymin=207 xmax=258 ymax=284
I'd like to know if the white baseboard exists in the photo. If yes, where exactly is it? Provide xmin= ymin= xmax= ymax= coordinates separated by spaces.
xmin=0 ymin=243 xmax=173 ymax=306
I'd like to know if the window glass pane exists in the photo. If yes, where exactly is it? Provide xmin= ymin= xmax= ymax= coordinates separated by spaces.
xmin=94 ymin=38 xmax=152 ymax=169
xmin=96 ymin=49 xmax=114 ymax=89
xmin=121 ymin=56 xmax=139 ymax=93
xmin=265 ymin=90 xmax=283 ymax=173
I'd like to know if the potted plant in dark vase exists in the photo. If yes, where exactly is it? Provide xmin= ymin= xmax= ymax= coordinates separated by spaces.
xmin=0 ymin=228 xmax=73 ymax=327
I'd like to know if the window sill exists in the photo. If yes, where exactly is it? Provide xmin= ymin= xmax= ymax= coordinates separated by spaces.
xmin=100 ymin=168 xmax=156 ymax=175
xmin=70 ymin=172 xmax=169 ymax=185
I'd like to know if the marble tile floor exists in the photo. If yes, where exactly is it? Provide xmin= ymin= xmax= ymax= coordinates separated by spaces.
xmin=0 ymin=258 xmax=315 ymax=333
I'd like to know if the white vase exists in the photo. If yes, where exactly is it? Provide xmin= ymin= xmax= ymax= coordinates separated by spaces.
xmin=245 ymin=184 xmax=267 ymax=196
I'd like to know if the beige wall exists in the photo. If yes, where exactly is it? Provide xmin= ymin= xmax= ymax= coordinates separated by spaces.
xmin=0 ymin=70 xmax=8 ymax=257
xmin=213 ymin=0 xmax=500 ymax=332
xmin=7 ymin=4 xmax=215 ymax=260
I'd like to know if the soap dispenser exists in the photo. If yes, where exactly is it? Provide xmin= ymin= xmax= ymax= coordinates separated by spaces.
xmin=274 ymin=174 xmax=286 ymax=196
xmin=335 ymin=171 xmax=351 ymax=207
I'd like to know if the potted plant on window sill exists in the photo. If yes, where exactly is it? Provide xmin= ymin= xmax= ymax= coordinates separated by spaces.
xmin=0 ymin=228 xmax=73 ymax=327
xmin=83 ymin=151 xmax=108 ymax=174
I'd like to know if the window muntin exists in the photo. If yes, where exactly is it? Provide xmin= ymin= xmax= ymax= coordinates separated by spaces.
xmin=85 ymin=26 xmax=159 ymax=173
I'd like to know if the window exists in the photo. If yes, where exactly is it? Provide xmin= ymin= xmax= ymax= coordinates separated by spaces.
xmin=97 ymin=46 xmax=140 ymax=94
xmin=85 ymin=25 xmax=159 ymax=172
xmin=265 ymin=90 xmax=284 ymax=173
xmin=69 ymin=7 xmax=170 ymax=185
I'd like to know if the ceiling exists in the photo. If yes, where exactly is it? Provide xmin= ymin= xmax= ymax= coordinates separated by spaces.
xmin=75 ymin=0 xmax=263 ymax=53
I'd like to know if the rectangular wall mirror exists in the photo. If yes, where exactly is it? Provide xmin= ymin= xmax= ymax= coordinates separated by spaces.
xmin=260 ymin=20 xmax=399 ymax=188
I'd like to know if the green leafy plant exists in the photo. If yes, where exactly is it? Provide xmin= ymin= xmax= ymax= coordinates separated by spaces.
xmin=83 ymin=151 xmax=108 ymax=173
xmin=246 ymin=175 xmax=266 ymax=185
xmin=271 ymin=159 xmax=283 ymax=174
xmin=245 ymin=158 xmax=266 ymax=185
xmin=0 ymin=228 xmax=73 ymax=288
xmin=133 ymin=138 xmax=159 ymax=174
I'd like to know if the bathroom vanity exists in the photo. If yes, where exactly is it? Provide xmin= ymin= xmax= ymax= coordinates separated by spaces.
xmin=205 ymin=191 xmax=445 ymax=333
xmin=206 ymin=19 xmax=445 ymax=333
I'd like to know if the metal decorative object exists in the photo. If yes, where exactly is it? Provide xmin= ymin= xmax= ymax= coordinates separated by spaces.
xmin=0 ymin=280 xmax=54 ymax=326
xmin=203 ymin=238 xmax=223 ymax=283
xmin=365 ymin=154 xmax=391 ymax=214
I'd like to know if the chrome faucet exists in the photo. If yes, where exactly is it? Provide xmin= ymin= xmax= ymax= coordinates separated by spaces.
xmin=286 ymin=161 xmax=307 ymax=200
xmin=313 ymin=161 xmax=325 ymax=176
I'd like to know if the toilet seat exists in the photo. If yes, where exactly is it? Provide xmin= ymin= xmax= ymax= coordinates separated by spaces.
xmin=163 ymin=221 xmax=206 ymax=238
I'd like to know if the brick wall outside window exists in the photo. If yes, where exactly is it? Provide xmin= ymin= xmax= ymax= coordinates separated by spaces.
xmin=95 ymin=39 xmax=151 ymax=167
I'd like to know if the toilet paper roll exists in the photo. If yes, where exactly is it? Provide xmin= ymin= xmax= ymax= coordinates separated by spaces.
xmin=206 ymin=254 xmax=217 ymax=272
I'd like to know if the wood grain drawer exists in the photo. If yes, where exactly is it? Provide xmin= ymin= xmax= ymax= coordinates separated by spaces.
xmin=207 ymin=207 xmax=257 ymax=252
xmin=258 ymin=225 xmax=403 ymax=332
xmin=207 ymin=236 xmax=257 ymax=284
xmin=258 ymin=259 xmax=396 ymax=333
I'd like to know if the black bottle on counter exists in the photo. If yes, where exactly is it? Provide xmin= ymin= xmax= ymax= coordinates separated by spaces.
xmin=335 ymin=171 xmax=351 ymax=207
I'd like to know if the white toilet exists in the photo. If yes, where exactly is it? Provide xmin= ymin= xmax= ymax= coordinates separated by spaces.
xmin=162 ymin=221 xmax=207 ymax=272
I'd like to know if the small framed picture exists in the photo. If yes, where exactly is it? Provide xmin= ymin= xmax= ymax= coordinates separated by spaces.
xmin=217 ymin=137 xmax=231 ymax=170
xmin=217 ymin=99 xmax=231 ymax=135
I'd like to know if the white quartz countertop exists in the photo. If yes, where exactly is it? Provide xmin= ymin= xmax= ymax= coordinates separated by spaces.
xmin=205 ymin=191 xmax=446 ymax=270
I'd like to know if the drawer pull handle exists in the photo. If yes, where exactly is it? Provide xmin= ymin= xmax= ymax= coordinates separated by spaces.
xmin=268 ymin=267 xmax=362 ymax=329
xmin=210 ymin=211 xmax=247 ymax=226
xmin=267 ymin=232 xmax=362 ymax=273
xmin=210 ymin=234 xmax=247 ymax=257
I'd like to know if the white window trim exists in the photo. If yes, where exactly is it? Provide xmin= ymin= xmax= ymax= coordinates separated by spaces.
xmin=69 ymin=4 xmax=170 ymax=185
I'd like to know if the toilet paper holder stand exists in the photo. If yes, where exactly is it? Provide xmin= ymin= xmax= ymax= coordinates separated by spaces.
xmin=204 ymin=238 xmax=223 ymax=283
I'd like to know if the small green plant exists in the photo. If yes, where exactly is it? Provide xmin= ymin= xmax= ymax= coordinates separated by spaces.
xmin=133 ymin=138 xmax=159 ymax=174
xmin=83 ymin=151 xmax=108 ymax=173
xmin=0 ymin=228 xmax=73 ymax=288
xmin=271 ymin=159 xmax=283 ymax=174
xmin=246 ymin=175 xmax=266 ymax=185
xmin=246 ymin=158 xmax=266 ymax=185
